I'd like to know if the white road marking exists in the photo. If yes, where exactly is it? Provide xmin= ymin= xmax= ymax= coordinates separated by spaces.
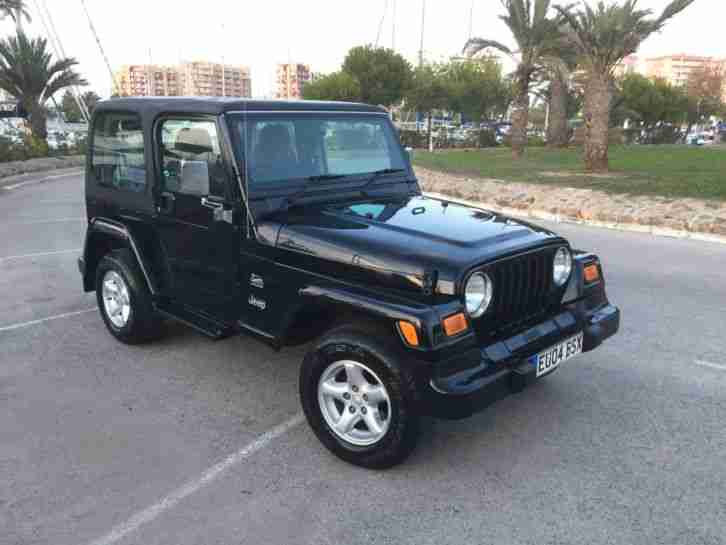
xmin=2 ymin=169 xmax=84 ymax=190
xmin=0 ymin=308 xmax=96 ymax=333
xmin=695 ymin=359 xmax=726 ymax=371
xmin=7 ymin=217 xmax=84 ymax=226
xmin=86 ymin=413 xmax=305 ymax=545
xmin=0 ymin=248 xmax=81 ymax=262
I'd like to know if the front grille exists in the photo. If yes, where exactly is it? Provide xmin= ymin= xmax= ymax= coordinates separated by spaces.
xmin=472 ymin=246 xmax=564 ymax=341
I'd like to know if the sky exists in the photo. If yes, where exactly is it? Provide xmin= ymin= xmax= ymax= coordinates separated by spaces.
xmin=1 ymin=0 xmax=725 ymax=99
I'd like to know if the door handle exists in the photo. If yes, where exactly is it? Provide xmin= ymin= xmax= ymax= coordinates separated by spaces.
xmin=158 ymin=192 xmax=175 ymax=214
xmin=201 ymin=196 xmax=223 ymax=210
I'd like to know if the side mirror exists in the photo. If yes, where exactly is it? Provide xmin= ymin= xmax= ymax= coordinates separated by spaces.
xmin=180 ymin=160 xmax=210 ymax=196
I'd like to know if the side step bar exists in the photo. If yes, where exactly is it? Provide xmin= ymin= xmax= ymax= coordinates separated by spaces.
xmin=155 ymin=302 xmax=236 ymax=340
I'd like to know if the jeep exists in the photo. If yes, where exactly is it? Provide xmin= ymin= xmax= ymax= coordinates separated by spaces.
xmin=78 ymin=98 xmax=620 ymax=468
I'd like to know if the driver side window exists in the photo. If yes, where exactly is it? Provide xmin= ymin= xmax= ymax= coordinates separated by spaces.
xmin=159 ymin=119 xmax=227 ymax=197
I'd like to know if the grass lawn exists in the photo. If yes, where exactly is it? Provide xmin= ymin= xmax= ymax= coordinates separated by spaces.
xmin=412 ymin=145 xmax=726 ymax=201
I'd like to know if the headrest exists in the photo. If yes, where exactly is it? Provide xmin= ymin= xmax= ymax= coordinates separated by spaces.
xmin=175 ymin=128 xmax=213 ymax=155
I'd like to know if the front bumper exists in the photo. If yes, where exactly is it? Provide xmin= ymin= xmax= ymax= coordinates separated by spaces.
xmin=422 ymin=302 xmax=620 ymax=419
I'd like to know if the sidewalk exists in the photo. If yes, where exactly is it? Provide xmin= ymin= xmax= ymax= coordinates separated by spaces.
xmin=0 ymin=155 xmax=85 ymax=181
xmin=415 ymin=166 xmax=726 ymax=243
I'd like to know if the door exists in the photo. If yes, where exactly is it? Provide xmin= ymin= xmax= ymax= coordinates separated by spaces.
xmin=154 ymin=116 xmax=242 ymax=319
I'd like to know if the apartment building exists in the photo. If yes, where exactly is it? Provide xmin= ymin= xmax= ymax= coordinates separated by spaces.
xmin=114 ymin=65 xmax=181 ymax=97
xmin=275 ymin=63 xmax=314 ymax=100
xmin=641 ymin=54 xmax=725 ymax=88
xmin=113 ymin=61 xmax=251 ymax=98
xmin=179 ymin=61 xmax=251 ymax=98
xmin=613 ymin=55 xmax=639 ymax=78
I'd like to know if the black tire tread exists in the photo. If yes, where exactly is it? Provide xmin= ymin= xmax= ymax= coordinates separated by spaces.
xmin=300 ymin=319 xmax=420 ymax=469
xmin=95 ymin=248 xmax=162 ymax=344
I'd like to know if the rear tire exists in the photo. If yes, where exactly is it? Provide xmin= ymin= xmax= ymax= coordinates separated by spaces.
xmin=300 ymin=322 xmax=420 ymax=469
xmin=95 ymin=248 xmax=162 ymax=344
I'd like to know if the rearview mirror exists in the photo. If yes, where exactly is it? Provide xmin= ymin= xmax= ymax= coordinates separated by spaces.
xmin=180 ymin=160 xmax=210 ymax=196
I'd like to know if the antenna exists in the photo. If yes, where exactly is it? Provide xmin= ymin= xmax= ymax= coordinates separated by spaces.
xmin=79 ymin=0 xmax=122 ymax=96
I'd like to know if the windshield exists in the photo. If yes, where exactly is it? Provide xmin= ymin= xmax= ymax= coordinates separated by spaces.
xmin=226 ymin=113 xmax=408 ymax=193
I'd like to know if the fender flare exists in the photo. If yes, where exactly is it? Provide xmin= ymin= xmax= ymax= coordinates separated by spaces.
xmin=81 ymin=218 xmax=158 ymax=294
xmin=293 ymin=284 xmax=441 ymax=351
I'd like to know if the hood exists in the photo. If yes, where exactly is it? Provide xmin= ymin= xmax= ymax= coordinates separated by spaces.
xmin=271 ymin=195 xmax=566 ymax=294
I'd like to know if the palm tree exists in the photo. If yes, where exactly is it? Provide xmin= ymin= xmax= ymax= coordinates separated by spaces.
xmin=0 ymin=0 xmax=31 ymax=27
xmin=555 ymin=0 xmax=695 ymax=172
xmin=465 ymin=0 xmax=568 ymax=159
xmin=0 ymin=32 xmax=87 ymax=142
xmin=542 ymin=42 xmax=578 ymax=148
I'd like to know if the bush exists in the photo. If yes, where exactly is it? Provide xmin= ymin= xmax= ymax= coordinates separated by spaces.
xmin=23 ymin=135 xmax=49 ymax=159
xmin=477 ymin=129 xmax=498 ymax=148
xmin=398 ymin=129 xmax=427 ymax=149
xmin=0 ymin=133 xmax=86 ymax=163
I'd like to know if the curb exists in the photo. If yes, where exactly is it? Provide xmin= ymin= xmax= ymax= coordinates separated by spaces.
xmin=0 ymin=167 xmax=84 ymax=190
xmin=424 ymin=191 xmax=726 ymax=246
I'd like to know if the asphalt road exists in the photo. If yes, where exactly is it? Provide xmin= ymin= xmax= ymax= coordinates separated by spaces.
xmin=1 ymin=172 xmax=725 ymax=545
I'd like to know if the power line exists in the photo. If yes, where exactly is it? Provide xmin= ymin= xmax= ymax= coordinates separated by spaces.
xmin=418 ymin=0 xmax=426 ymax=66
xmin=391 ymin=0 xmax=396 ymax=50
xmin=375 ymin=0 xmax=388 ymax=48
xmin=30 ymin=0 xmax=89 ymax=122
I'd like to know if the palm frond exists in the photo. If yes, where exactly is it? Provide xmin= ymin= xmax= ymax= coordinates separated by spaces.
xmin=0 ymin=30 xmax=87 ymax=107
xmin=464 ymin=38 xmax=513 ymax=58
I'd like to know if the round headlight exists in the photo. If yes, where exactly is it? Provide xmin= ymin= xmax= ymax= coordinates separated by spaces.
xmin=464 ymin=272 xmax=493 ymax=318
xmin=553 ymin=247 xmax=572 ymax=286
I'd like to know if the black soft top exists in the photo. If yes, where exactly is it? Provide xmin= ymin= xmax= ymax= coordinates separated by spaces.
xmin=94 ymin=97 xmax=386 ymax=117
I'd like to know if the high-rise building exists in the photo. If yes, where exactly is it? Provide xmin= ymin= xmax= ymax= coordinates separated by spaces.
xmin=179 ymin=61 xmax=251 ymax=98
xmin=113 ymin=61 xmax=251 ymax=98
xmin=641 ymin=54 xmax=725 ymax=88
xmin=275 ymin=63 xmax=314 ymax=100
xmin=114 ymin=65 xmax=181 ymax=97
xmin=613 ymin=55 xmax=639 ymax=78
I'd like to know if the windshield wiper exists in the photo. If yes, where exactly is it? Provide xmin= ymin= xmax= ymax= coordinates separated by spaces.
xmin=359 ymin=168 xmax=407 ymax=195
xmin=282 ymin=174 xmax=347 ymax=211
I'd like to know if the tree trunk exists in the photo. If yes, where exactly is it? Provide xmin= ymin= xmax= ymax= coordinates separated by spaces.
xmin=583 ymin=72 xmax=611 ymax=172
xmin=547 ymin=74 xmax=569 ymax=148
xmin=510 ymin=77 xmax=530 ymax=159
xmin=28 ymin=103 xmax=48 ymax=142
xmin=427 ymin=112 xmax=433 ymax=152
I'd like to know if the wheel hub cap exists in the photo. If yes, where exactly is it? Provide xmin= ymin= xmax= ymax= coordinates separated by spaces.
xmin=102 ymin=270 xmax=131 ymax=328
xmin=317 ymin=360 xmax=391 ymax=446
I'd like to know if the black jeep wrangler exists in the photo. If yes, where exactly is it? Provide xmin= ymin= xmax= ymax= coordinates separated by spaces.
xmin=79 ymin=98 xmax=620 ymax=468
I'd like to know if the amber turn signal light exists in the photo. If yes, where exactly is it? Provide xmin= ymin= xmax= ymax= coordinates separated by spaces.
xmin=584 ymin=263 xmax=600 ymax=283
xmin=443 ymin=312 xmax=468 ymax=337
xmin=397 ymin=321 xmax=420 ymax=347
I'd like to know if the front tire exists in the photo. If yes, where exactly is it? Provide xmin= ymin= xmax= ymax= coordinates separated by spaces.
xmin=95 ymin=248 xmax=162 ymax=344
xmin=300 ymin=323 xmax=420 ymax=469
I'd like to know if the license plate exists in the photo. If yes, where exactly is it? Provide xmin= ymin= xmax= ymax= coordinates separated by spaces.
xmin=530 ymin=332 xmax=584 ymax=378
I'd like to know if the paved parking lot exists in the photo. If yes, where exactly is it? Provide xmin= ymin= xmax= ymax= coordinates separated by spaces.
xmin=2 ymin=171 xmax=726 ymax=545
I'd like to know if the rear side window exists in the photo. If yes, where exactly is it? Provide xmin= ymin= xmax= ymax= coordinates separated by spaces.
xmin=91 ymin=112 xmax=146 ymax=192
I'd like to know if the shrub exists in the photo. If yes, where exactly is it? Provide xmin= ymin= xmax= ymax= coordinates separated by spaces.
xmin=477 ymin=129 xmax=498 ymax=148
xmin=398 ymin=129 xmax=427 ymax=149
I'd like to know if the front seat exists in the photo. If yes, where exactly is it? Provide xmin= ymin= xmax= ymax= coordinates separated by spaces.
xmin=167 ymin=128 xmax=225 ymax=195
xmin=252 ymin=124 xmax=297 ymax=182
